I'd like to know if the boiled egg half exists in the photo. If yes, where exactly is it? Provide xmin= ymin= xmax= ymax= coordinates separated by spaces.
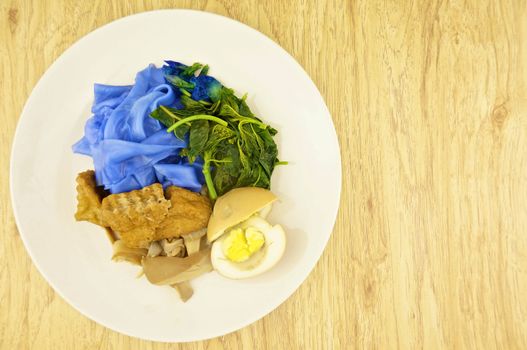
xmin=207 ymin=187 xmax=286 ymax=279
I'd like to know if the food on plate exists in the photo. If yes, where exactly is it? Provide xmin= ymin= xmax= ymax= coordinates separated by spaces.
xmin=142 ymin=248 xmax=212 ymax=285
xmin=207 ymin=187 xmax=286 ymax=279
xmin=172 ymin=281 xmax=194 ymax=302
xmin=75 ymin=172 xmax=211 ymax=252
xmin=101 ymin=183 xmax=171 ymax=248
xmin=74 ymin=170 xmax=107 ymax=226
xmin=72 ymin=65 xmax=203 ymax=194
xmin=73 ymin=60 xmax=285 ymax=301
xmin=155 ymin=186 xmax=211 ymax=241
xmin=207 ymin=187 xmax=277 ymax=242
xmin=150 ymin=72 xmax=282 ymax=200
xmin=111 ymin=240 xmax=147 ymax=265
xmin=74 ymin=171 xmax=213 ymax=293
xmin=100 ymin=183 xmax=211 ymax=248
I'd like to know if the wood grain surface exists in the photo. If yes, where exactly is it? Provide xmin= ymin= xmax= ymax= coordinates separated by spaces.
xmin=1 ymin=0 xmax=527 ymax=349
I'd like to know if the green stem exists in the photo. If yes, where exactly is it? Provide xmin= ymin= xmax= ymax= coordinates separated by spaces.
xmin=202 ymin=158 xmax=217 ymax=201
xmin=159 ymin=105 xmax=182 ymax=121
xmin=224 ymin=105 xmax=266 ymax=129
xmin=240 ymin=119 xmax=266 ymax=128
xmin=166 ymin=114 xmax=228 ymax=132
xmin=179 ymin=88 xmax=191 ymax=97
xmin=198 ymin=100 xmax=212 ymax=106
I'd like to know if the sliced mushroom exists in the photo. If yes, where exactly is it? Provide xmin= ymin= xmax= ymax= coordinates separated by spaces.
xmin=147 ymin=241 xmax=163 ymax=257
xmin=111 ymin=240 xmax=147 ymax=266
xmin=142 ymin=248 xmax=212 ymax=285
xmin=171 ymin=281 xmax=194 ymax=302
xmin=182 ymin=228 xmax=207 ymax=256
xmin=160 ymin=238 xmax=185 ymax=257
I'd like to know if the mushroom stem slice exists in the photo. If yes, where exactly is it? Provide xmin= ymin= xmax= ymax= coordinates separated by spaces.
xmin=182 ymin=228 xmax=207 ymax=256
xmin=142 ymin=248 xmax=212 ymax=285
xmin=111 ymin=240 xmax=147 ymax=266
xmin=160 ymin=238 xmax=185 ymax=257
xmin=147 ymin=241 xmax=163 ymax=257
xmin=172 ymin=281 xmax=194 ymax=302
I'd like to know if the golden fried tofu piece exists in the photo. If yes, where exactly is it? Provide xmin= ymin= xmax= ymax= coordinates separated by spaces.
xmin=154 ymin=186 xmax=212 ymax=240
xmin=101 ymin=183 xmax=171 ymax=248
xmin=75 ymin=170 xmax=106 ymax=226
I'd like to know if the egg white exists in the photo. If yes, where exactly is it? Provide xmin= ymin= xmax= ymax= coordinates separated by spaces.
xmin=258 ymin=203 xmax=272 ymax=219
xmin=211 ymin=216 xmax=286 ymax=279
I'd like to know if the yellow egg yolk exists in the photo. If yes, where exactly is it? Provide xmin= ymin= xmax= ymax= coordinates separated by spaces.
xmin=222 ymin=227 xmax=265 ymax=262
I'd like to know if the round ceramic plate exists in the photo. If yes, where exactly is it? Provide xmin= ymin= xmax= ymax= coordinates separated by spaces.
xmin=10 ymin=10 xmax=341 ymax=342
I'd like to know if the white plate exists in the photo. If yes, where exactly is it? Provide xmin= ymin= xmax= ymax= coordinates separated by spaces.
xmin=10 ymin=10 xmax=341 ymax=342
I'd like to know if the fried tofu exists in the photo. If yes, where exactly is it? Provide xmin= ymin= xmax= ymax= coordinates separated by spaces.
xmin=74 ymin=170 xmax=106 ymax=226
xmin=76 ymin=171 xmax=212 ymax=249
xmin=154 ymin=186 xmax=212 ymax=240
xmin=101 ymin=183 xmax=171 ymax=248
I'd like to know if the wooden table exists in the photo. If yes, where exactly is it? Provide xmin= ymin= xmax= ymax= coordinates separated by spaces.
xmin=1 ymin=1 xmax=526 ymax=349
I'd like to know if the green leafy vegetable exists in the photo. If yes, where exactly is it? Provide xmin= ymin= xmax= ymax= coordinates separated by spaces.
xmin=181 ymin=62 xmax=206 ymax=77
xmin=200 ymin=65 xmax=209 ymax=76
xmin=166 ymin=114 xmax=228 ymax=133
xmin=166 ymin=75 xmax=195 ymax=89
xmin=150 ymin=81 xmax=281 ymax=200
xmin=188 ymin=120 xmax=210 ymax=161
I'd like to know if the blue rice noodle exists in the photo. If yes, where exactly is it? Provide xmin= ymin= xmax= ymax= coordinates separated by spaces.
xmin=72 ymin=63 xmax=206 ymax=194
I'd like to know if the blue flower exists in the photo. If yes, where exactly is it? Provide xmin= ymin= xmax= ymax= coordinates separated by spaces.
xmin=162 ymin=61 xmax=223 ymax=102
xmin=189 ymin=75 xmax=222 ymax=102
xmin=162 ymin=60 xmax=187 ymax=76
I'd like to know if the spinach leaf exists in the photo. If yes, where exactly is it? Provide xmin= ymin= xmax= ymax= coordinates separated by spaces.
xmin=212 ymin=165 xmax=238 ymax=197
xmin=188 ymin=120 xmax=209 ymax=162
xmin=175 ymin=124 xmax=190 ymax=140
xmin=150 ymin=107 xmax=175 ymax=128
xmin=239 ymin=98 xmax=255 ymax=118
xmin=150 ymin=106 xmax=191 ymax=139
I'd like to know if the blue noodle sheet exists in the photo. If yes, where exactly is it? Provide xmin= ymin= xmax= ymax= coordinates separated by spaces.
xmin=72 ymin=64 xmax=204 ymax=193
